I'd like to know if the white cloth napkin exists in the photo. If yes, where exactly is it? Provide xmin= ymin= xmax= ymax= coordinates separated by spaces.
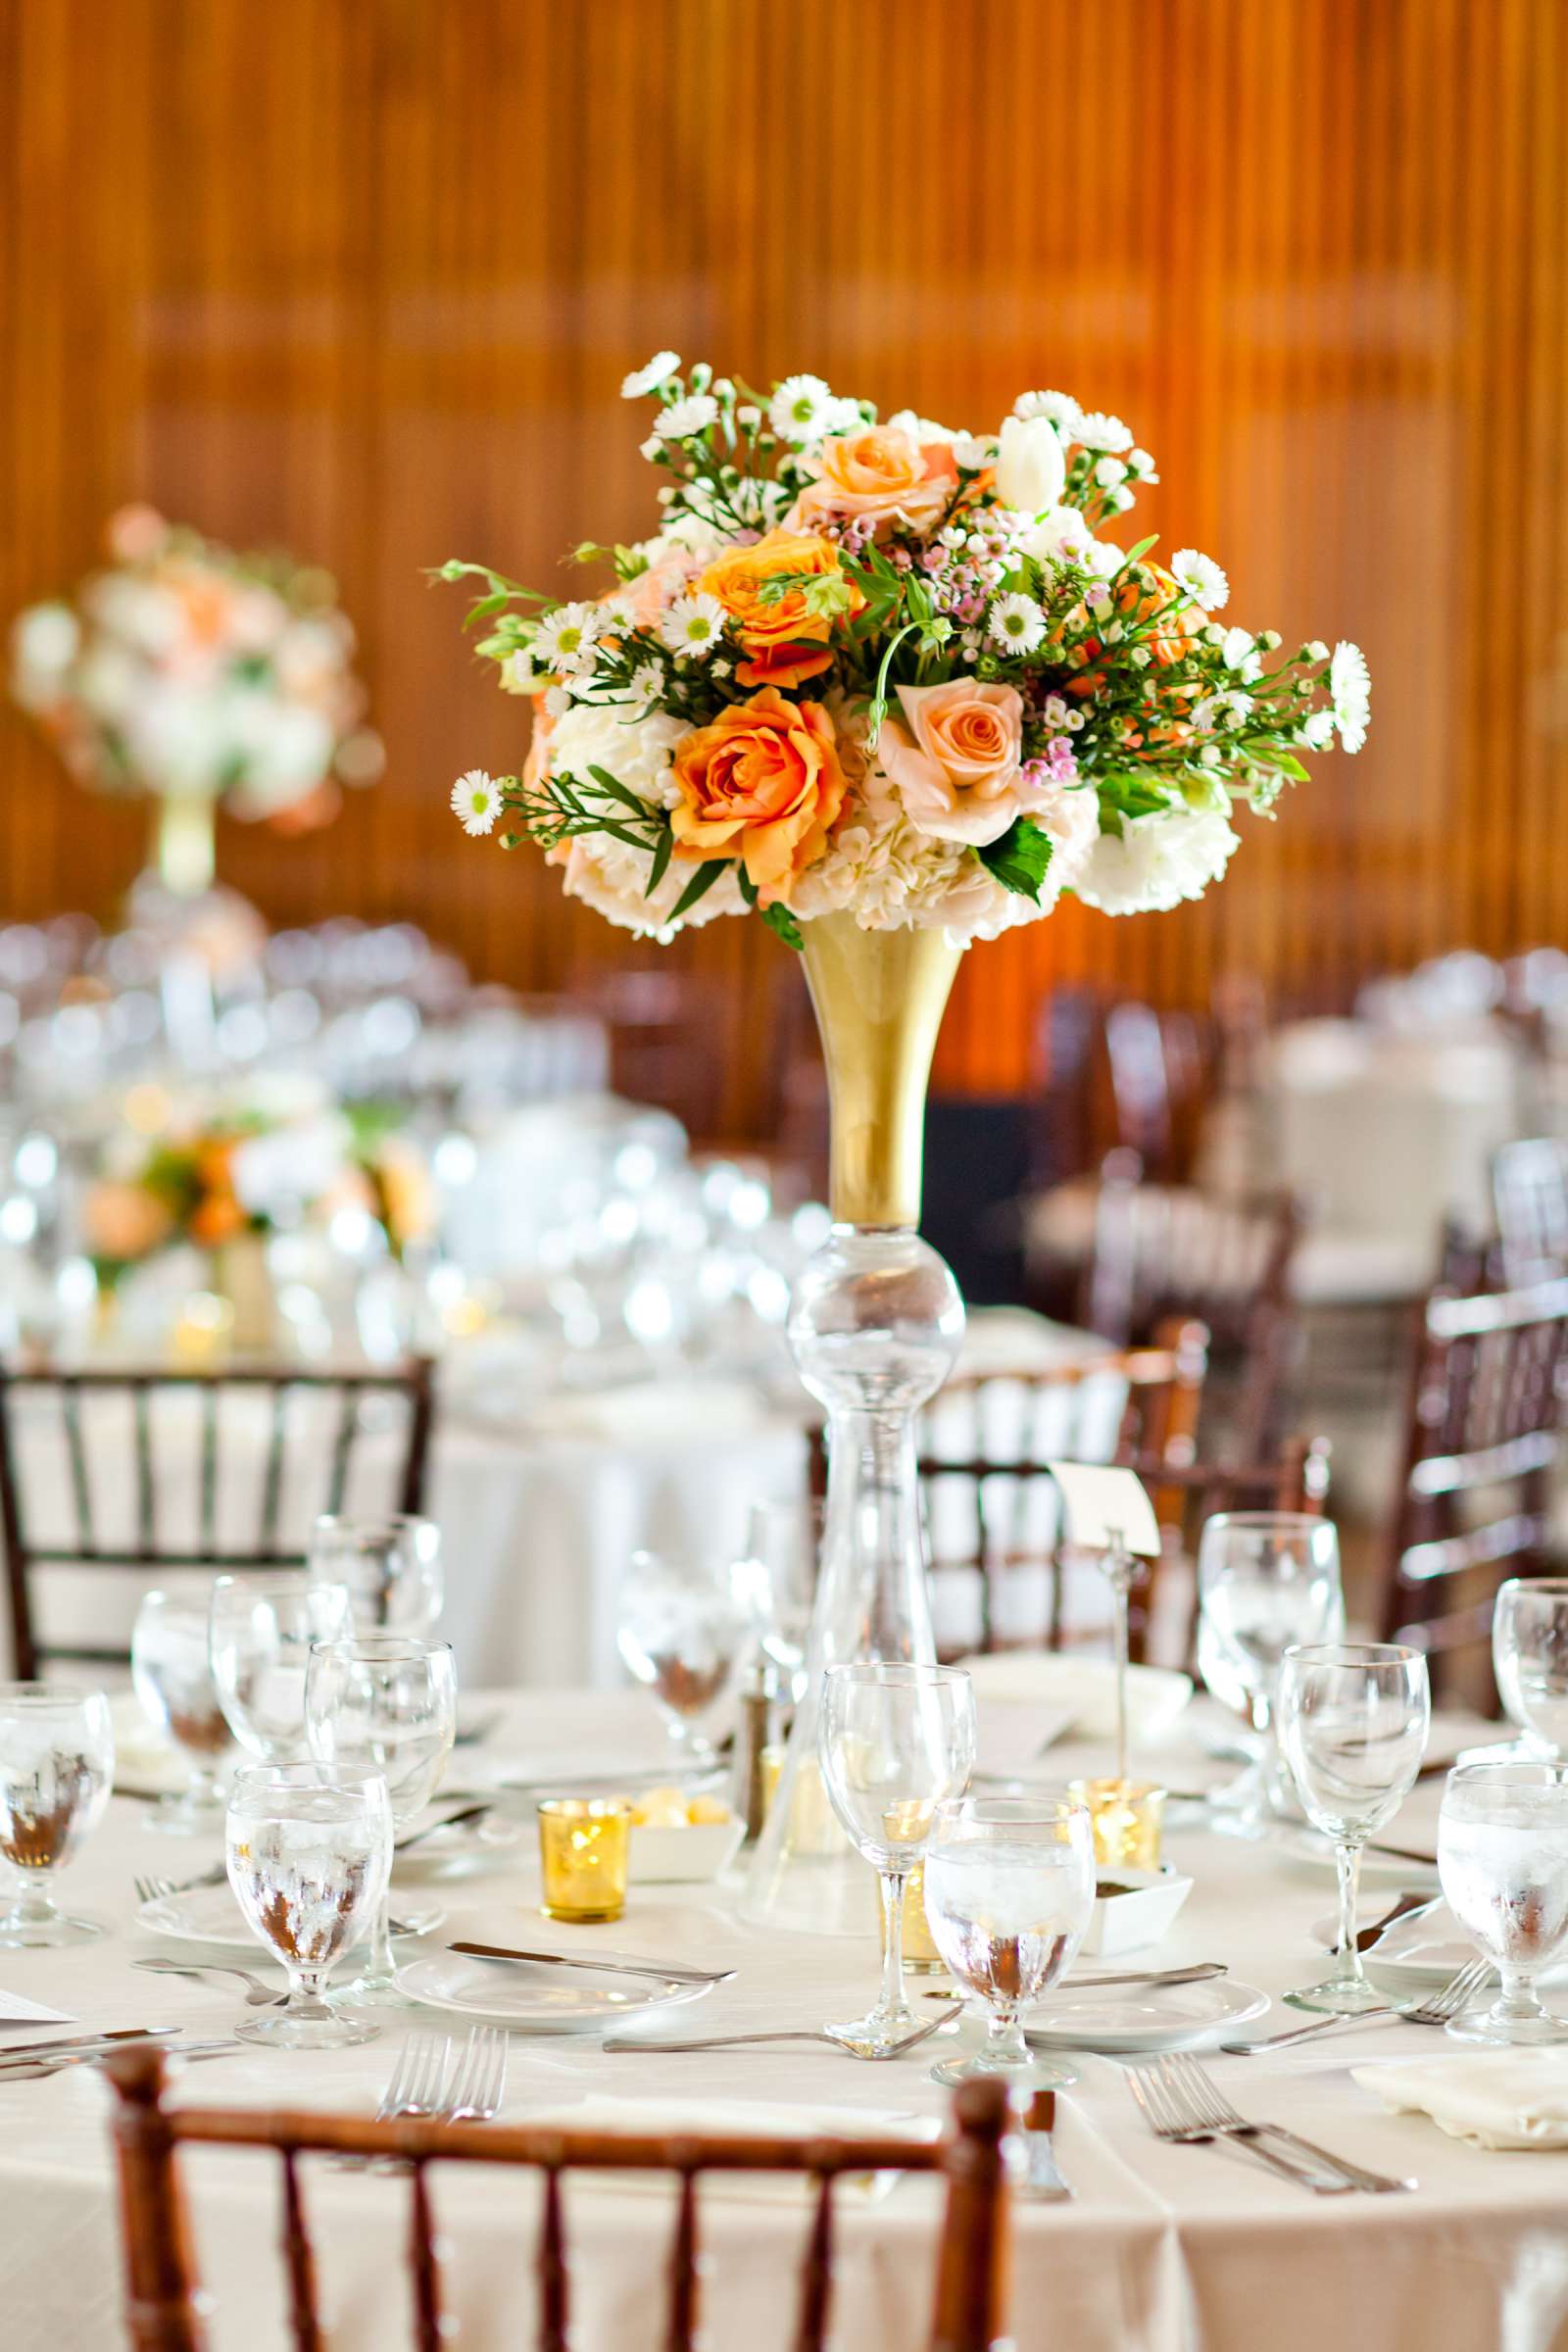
xmin=1352 ymin=2052 xmax=1568 ymax=2149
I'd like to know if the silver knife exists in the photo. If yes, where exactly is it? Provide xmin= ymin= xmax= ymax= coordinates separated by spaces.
xmin=1018 ymin=2091 xmax=1072 ymax=2201
xmin=449 ymin=1939 xmax=735 ymax=1985
xmin=0 ymin=2039 xmax=237 ymax=2082
xmin=1360 ymin=1891 xmax=1445 ymax=1953
xmin=0 ymin=2026 xmax=182 ymax=2070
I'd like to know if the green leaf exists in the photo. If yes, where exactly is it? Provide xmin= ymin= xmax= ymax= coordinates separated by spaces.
xmin=977 ymin=817 xmax=1054 ymax=901
xmin=1117 ymin=535 xmax=1158 ymax=574
xmin=646 ymin=827 xmax=674 ymax=895
xmin=760 ymin=900 xmax=805 ymax=952
xmin=586 ymin=764 xmax=650 ymax=815
xmin=735 ymin=865 xmax=760 ymax=908
xmin=669 ymin=859 xmax=729 ymax=919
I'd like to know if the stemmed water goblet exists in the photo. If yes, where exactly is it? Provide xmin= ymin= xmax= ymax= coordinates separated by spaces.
xmin=224 ymin=1762 xmax=393 ymax=2048
xmin=1279 ymin=1642 xmax=1430 ymax=2013
xmin=922 ymin=1795 xmax=1096 ymax=2091
xmin=308 ymin=1514 xmax=444 ymax=1637
xmin=1492 ymin=1579 xmax=1568 ymax=1770
xmin=817 ymin=1661 xmax=976 ymax=2055
xmin=131 ymin=1588 xmax=233 ymax=1833
xmin=304 ymin=1635 xmax=457 ymax=2007
xmin=617 ymin=1549 xmax=746 ymax=1765
xmin=209 ymin=1571 xmax=353 ymax=1762
xmin=731 ymin=1498 xmax=821 ymax=1699
xmin=1438 ymin=1760 xmax=1568 ymax=2043
xmin=1198 ymin=1512 xmax=1344 ymax=1836
xmin=0 ymin=1685 xmax=114 ymax=1946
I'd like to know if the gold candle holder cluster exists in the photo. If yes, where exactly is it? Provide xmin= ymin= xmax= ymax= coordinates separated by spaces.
xmin=1067 ymin=1777 xmax=1166 ymax=1872
xmin=538 ymin=1798 xmax=631 ymax=1923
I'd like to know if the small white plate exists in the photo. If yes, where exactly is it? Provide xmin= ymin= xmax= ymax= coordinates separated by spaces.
xmin=137 ymin=1883 xmax=445 ymax=1953
xmin=394 ymin=1946 xmax=714 ymax=2034
xmin=631 ymin=1817 xmax=745 ymax=1884
xmin=1312 ymin=1905 xmax=1568 ymax=1990
xmin=1025 ymin=1976 xmax=1269 ymax=2053
xmin=1277 ymin=1825 xmax=1441 ymax=1887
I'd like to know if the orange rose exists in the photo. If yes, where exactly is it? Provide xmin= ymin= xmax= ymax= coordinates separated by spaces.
xmin=1117 ymin=563 xmax=1204 ymax=668
xmin=82 ymin=1181 xmax=173 ymax=1264
xmin=670 ymin=686 xmax=849 ymax=903
xmin=699 ymin=530 xmax=864 ymax=690
xmin=790 ymin=424 xmax=959 ymax=539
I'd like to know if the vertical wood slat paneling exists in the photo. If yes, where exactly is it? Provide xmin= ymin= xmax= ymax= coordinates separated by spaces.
xmin=0 ymin=0 xmax=1563 ymax=1125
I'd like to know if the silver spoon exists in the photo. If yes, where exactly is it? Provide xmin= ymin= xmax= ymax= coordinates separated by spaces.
xmin=132 ymin=1957 xmax=282 ymax=2009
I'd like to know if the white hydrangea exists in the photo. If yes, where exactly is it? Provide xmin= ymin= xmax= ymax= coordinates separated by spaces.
xmin=559 ymin=831 xmax=745 ymax=940
xmin=1074 ymin=807 xmax=1242 ymax=915
xmin=546 ymin=701 xmax=692 ymax=810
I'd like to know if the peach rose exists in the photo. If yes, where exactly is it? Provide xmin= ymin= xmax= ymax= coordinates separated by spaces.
xmin=790 ymin=424 xmax=958 ymax=540
xmin=877 ymin=681 xmax=1027 ymax=848
xmin=1117 ymin=563 xmax=1204 ymax=668
xmin=82 ymin=1181 xmax=173 ymax=1264
xmin=698 ymin=529 xmax=864 ymax=690
xmin=670 ymin=686 xmax=849 ymax=903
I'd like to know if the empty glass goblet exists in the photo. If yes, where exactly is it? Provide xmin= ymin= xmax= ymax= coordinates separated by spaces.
xmin=131 ymin=1588 xmax=233 ymax=1833
xmin=225 ymin=1762 xmax=392 ymax=2048
xmin=210 ymin=1572 xmax=353 ymax=1762
xmin=304 ymin=1635 xmax=457 ymax=2006
xmin=617 ymin=1550 xmax=746 ymax=1764
xmin=817 ymin=1661 xmax=976 ymax=2054
xmin=731 ymin=1498 xmax=822 ymax=1698
xmin=922 ymin=1795 xmax=1096 ymax=2090
xmin=1439 ymin=1760 xmax=1568 ymax=2043
xmin=308 ymin=1514 xmax=444 ymax=1637
xmin=1280 ymin=1642 xmax=1430 ymax=2013
xmin=0 ymin=1685 xmax=114 ymax=1946
xmin=1493 ymin=1580 xmax=1568 ymax=1769
xmin=1199 ymin=1513 xmax=1344 ymax=1836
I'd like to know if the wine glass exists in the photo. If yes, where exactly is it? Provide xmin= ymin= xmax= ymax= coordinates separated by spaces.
xmin=922 ymin=1795 xmax=1095 ymax=2090
xmin=817 ymin=1662 xmax=976 ymax=2054
xmin=617 ymin=1550 xmax=746 ymax=1764
xmin=304 ymin=1635 xmax=457 ymax=2007
xmin=732 ymin=1498 xmax=821 ymax=1696
xmin=131 ymin=1589 xmax=233 ymax=1833
xmin=210 ymin=1572 xmax=353 ymax=1762
xmin=225 ymin=1762 xmax=392 ymax=2048
xmin=0 ymin=1685 xmax=114 ymax=1946
xmin=1493 ymin=1580 xmax=1568 ymax=1768
xmin=1198 ymin=1513 xmax=1344 ymax=1836
xmin=1279 ymin=1642 xmax=1430 ymax=2013
xmin=1438 ymin=1760 xmax=1568 ymax=2043
xmin=308 ymin=1514 xmax=444 ymax=1636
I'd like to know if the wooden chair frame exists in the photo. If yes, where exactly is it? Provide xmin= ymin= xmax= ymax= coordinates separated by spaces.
xmin=0 ymin=1358 xmax=435 ymax=1677
xmin=106 ymin=2047 xmax=1011 ymax=2352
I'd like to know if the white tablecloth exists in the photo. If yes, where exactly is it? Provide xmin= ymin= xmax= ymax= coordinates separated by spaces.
xmin=5 ymin=1691 xmax=1568 ymax=2352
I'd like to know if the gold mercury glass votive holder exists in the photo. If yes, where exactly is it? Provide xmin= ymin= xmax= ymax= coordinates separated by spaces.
xmin=1067 ymin=1778 xmax=1166 ymax=1872
xmin=538 ymin=1798 xmax=632 ymax=1923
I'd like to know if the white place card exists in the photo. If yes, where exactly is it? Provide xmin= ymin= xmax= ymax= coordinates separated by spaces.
xmin=1044 ymin=1462 xmax=1161 ymax=1558
xmin=0 ymin=1988 xmax=74 ymax=2028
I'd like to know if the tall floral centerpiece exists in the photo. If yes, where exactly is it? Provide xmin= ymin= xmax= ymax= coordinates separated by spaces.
xmin=10 ymin=508 xmax=382 ymax=909
xmin=441 ymin=354 xmax=1369 ymax=1928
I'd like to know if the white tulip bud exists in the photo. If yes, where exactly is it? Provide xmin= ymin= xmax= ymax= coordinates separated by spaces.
xmin=993 ymin=414 xmax=1067 ymax=515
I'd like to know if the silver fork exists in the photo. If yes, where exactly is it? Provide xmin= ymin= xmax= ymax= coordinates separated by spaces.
xmin=333 ymin=2029 xmax=454 ymax=2172
xmin=1159 ymin=2051 xmax=1414 ymax=2194
xmin=132 ymin=1957 xmax=281 ymax=2008
xmin=1219 ymin=1957 xmax=1491 ymax=2054
xmin=1127 ymin=2057 xmax=1347 ymax=2193
xmin=442 ymin=2026 xmax=508 ymax=2125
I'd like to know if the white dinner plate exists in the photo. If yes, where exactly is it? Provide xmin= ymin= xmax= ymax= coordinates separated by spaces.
xmin=1311 ymin=1904 xmax=1568 ymax=1990
xmin=1024 ymin=1976 xmax=1269 ymax=2053
xmin=394 ymin=1946 xmax=714 ymax=2034
xmin=1277 ymin=1825 xmax=1441 ymax=1887
xmin=137 ymin=1883 xmax=446 ymax=1953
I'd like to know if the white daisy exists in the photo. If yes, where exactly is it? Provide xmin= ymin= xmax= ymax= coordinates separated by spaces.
xmin=1330 ymin=640 xmax=1371 ymax=752
xmin=1299 ymin=710 xmax=1337 ymax=751
xmin=624 ymin=661 xmax=664 ymax=708
xmin=1170 ymin=550 xmax=1231 ymax=612
xmin=1072 ymin=410 xmax=1134 ymax=455
xmin=543 ymin=685 xmax=570 ymax=718
xmin=1127 ymin=447 xmax=1159 ymax=479
xmin=1014 ymin=389 xmax=1082 ymax=437
xmin=451 ymin=770 xmax=500 ymax=836
xmin=1084 ymin=541 xmax=1124 ymax=580
xmin=658 ymin=591 xmax=727 ymax=658
xmin=1094 ymin=457 xmax=1129 ymax=488
xmin=768 ymin=374 xmax=836 ymax=443
xmin=1220 ymin=625 xmax=1262 ymax=679
xmin=987 ymin=593 xmax=1047 ymax=656
xmin=653 ymin=394 xmax=719 ymax=443
xmin=620 ymin=350 xmax=681 ymax=400
xmin=504 ymin=646 xmax=549 ymax=694
xmin=532 ymin=601 xmax=604 ymax=674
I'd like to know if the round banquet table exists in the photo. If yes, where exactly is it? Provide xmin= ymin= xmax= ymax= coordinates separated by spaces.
xmin=4 ymin=1690 xmax=1568 ymax=2352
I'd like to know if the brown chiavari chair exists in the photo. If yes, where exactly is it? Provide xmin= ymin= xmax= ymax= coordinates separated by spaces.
xmin=106 ymin=2047 xmax=1011 ymax=2352
xmin=0 ymin=1359 xmax=434 ymax=1678
xmin=1493 ymin=1137 xmax=1568 ymax=1281
xmin=1380 ymin=1272 xmax=1568 ymax=1701
xmin=575 ymin=964 xmax=730 ymax=1143
xmin=917 ymin=1318 xmax=1210 ymax=1661
xmin=1078 ymin=1172 xmax=1303 ymax=1456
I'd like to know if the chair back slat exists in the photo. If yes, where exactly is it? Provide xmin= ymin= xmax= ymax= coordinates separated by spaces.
xmin=279 ymin=2150 xmax=322 ymax=2352
xmin=1494 ymin=1137 xmax=1568 ymax=1279
xmin=0 ymin=1362 xmax=435 ymax=1677
xmin=409 ymin=2165 xmax=443 ymax=2352
xmin=104 ymin=2050 xmax=1011 ymax=2352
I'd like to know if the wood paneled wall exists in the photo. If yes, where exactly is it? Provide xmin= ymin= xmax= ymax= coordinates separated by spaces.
xmin=2 ymin=0 xmax=1565 ymax=1125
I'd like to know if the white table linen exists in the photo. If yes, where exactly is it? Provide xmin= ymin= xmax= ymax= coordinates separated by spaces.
xmin=5 ymin=1692 xmax=1568 ymax=2351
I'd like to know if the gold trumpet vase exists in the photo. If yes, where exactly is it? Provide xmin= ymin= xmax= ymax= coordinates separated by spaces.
xmin=742 ymin=911 xmax=967 ymax=1934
